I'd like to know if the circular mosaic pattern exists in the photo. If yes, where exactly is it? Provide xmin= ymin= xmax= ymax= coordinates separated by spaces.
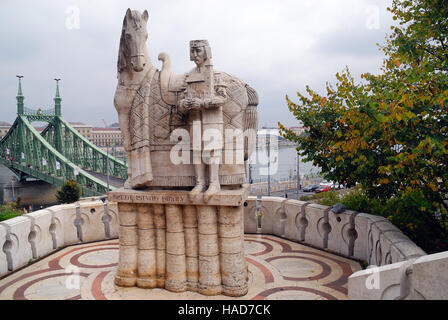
xmin=267 ymin=256 xmax=326 ymax=280
xmin=243 ymin=240 xmax=273 ymax=256
xmin=0 ymin=235 xmax=361 ymax=300
xmin=70 ymin=248 xmax=118 ymax=269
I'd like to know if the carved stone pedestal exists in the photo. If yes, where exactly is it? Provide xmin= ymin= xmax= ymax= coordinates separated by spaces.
xmin=108 ymin=187 xmax=250 ymax=297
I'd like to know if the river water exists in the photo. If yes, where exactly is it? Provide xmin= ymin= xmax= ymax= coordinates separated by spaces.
xmin=0 ymin=145 xmax=321 ymax=204
xmin=0 ymin=163 xmax=18 ymax=203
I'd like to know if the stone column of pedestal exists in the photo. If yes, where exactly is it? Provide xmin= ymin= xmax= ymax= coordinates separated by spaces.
xmin=165 ymin=204 xmax=187 ymax=292
xmin=183 ymin=205 xmax=199 ymax=291
xmin=153 ymin=204 xmax=166 ymax=288
xmin=136 ymin=204 xmax=156 ymax=288
xmin=218 ymin=205 xmax=248 ymax=296
xmin=197 ymin=205 xmax=222 ymax=295
xmin=115 ymin=203 xmax=138 ymax=287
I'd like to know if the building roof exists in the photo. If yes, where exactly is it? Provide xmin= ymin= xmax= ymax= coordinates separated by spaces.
xmin=69 ymin=122 xmax=90 ymax=126
xmin=0 ymin=121 xmax=11 ymax=127
xmin=92 ymin=127 xmax=121 ymax=132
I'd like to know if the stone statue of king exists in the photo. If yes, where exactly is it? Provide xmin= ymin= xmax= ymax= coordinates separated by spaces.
xmin=110 ymin=9 xmax=260 ymax=297
xmin=178 ymin=40 xmax=227 ymax=202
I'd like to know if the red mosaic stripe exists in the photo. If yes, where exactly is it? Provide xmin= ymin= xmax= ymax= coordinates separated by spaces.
xmin=265 ymin=255 xmax=332 ymax=281
xmin=12 ymin=272 xmax=89 ymax=300
xmin=0 ymin=242 xmax=118 ymax=295
xmin=252 ymin=286 xmax=338 ymax=300
xmin=245 ymin=239 xmax=274 ymax=256
xmin=91 ymin=271 xmax=110 ymax=300
xmin=69 ymin=247 xmax=119 ymax=269
xmin=245 ymin=257 xmax=274 ymax=284
xmin=258 ymin=235 xmax=354 ymax=292
xmin=49 ymin=241 xmax=119 ymax=269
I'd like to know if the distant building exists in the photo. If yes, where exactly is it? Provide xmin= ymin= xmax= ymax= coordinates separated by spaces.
xmin=92 ymin=127 xmax=122 ymax=147
xmin=1 ymin=120 xmax=124 ymax=147
xmin=1 ymin=120 xmax=306 ymax=148
xmin=0 ymin=121 xmax=11 ymax=140
xmin=69 ymin=122 xmax=123 ymax=147
xmin=70 ymin=122 xmax=94 ymax=141
xmin=257 ymin=126 xmax=308 ymax=146
xmin=289 ymin=126 xmax=309 ymax=135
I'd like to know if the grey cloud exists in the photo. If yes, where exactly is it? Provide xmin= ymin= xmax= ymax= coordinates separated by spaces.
xmin=0 ymin=0 xmax=395 ymax=129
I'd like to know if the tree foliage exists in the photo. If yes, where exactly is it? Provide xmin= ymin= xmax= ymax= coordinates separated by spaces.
xmin=280 ymin=0 xmax=448 ymax=252
xmin=0 ymin=202 xmax=22 ymax=222
xmin=56 ymin=179 xmax=82 ymax=204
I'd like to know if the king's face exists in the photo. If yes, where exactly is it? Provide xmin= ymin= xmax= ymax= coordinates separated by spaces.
xmin=191 ymin=46 xmax=206 ymax=66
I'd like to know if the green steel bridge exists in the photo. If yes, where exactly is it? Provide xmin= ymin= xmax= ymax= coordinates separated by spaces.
xmin=0 ymin=77 xmax=127 ymax=197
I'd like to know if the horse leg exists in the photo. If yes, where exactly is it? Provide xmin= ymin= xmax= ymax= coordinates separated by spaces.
xmin=114 ymin=88 xmax=135 ymax=188
xmin=118 ymin=111 xmax=133 ymax=188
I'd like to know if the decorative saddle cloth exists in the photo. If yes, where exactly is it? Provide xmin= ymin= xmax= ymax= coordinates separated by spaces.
xmin=128 ymin=68 xmax=254 ymax=188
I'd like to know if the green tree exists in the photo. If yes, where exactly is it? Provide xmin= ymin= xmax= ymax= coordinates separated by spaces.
xmin=280 ymin=0 xmax=448 ymax=252
xmin=56 ymin=179 xmax=82 ymax=204
xmin=0 ymin=202 xmax=22 ymax=222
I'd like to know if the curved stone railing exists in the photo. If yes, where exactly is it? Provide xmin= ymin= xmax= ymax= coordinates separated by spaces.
xmin=0 ymin=198 xmax=119 ymax=278
xmin=243 ymin=196 xmax=426 ymax=265
xmin=244 ymin=196 xmax=448 ymax=300
xmin=1 ymin=196 xmax=446 ymax=299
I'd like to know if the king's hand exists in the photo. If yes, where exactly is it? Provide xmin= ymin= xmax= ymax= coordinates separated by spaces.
xmin=188 ymin=97 xmax=202 ymax=109
xmin=207 ymin=96 xmax=226 ymax=109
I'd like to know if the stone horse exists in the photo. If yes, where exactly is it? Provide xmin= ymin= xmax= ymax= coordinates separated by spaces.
xmin=114 ymin=9 xmax=258 ymax=190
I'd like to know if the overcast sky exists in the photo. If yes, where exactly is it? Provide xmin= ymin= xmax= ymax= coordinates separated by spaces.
xmin=0 ymin=0 xmax=394 ymax=128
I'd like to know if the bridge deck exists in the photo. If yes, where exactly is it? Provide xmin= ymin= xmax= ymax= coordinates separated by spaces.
xmin=85 ymin=170 xmax=125 ymax=189
xmin=0 ymin=234 xmax=361 ymax=300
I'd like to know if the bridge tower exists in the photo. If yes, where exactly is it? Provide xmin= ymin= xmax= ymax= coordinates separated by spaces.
xmin=0 ymin=76 xmax=128 ymax=196
xmin=16 ymin=76 xmax=26 ymax=166
xmin=16 ymin=76 xmax=24 ymax=115
xmin=53 ymin=79 xmax=63 ymax=153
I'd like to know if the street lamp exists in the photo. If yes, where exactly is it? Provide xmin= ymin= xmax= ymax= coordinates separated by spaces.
xmin=296 ymin=154 xmax=301 ymax=200
xmin=267 ymin=136 xmax=271 ymax=196
xmin=11 ymin=177 xmax=17 ymax=202
xmin=106 ymin=144 xmax=110 ymax=191
xmin=248 ymin=163 xmax=253 ymax=184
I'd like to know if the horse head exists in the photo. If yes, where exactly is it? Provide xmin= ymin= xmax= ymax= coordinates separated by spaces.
xmin=118 ymin=9 xmax=149 ymax=73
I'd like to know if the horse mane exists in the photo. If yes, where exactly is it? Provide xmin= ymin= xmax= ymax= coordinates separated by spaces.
xmin=117 ymin=16 xmax=128 ymax=73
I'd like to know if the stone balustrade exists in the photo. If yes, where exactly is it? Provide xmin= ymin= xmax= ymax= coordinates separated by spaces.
xmin=348 ymin=252 xmax=448 ymax=300
xmin=0 ymin=199 xmax=118 ymax=279
xmin=1 ymin=196 xmax=446 ymax=300
xmin=243 ymin=196 xmax=447 ymax=300
xmin=243 ymin=197 xmax=426 ymax=265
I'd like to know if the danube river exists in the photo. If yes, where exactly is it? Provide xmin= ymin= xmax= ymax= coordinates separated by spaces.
xmin=0 ymin=145 xmax=321 ymax=204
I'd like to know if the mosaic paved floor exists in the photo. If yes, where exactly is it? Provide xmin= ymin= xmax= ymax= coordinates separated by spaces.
xmin=0 ymin=235 xmax=361 ymax=300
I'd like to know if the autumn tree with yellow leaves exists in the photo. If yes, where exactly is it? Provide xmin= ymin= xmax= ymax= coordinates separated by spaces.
xmin=280 ymin=0 xmax=448 ymax=252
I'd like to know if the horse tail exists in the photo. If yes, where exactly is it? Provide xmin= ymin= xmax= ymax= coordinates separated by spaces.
xmin=244 ymin=84 xmax=259 ymax=160
xmin=158 ymin=52 xmax=172 ymax=72
xmin=158 ymin=52 xmax=180 ymax=106
xmin=246 ymin=84 xmax=259 ymax=108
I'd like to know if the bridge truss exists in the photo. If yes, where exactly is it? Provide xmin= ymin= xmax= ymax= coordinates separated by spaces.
xmin=0 ymin=78 xmax=127 ymax=197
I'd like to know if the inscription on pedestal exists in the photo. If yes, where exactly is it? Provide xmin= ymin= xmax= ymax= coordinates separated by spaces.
xmin=109 ymin=187 xmax=249 ymax=207
xmin=111 ymin=194 xmax=186 ymax=203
